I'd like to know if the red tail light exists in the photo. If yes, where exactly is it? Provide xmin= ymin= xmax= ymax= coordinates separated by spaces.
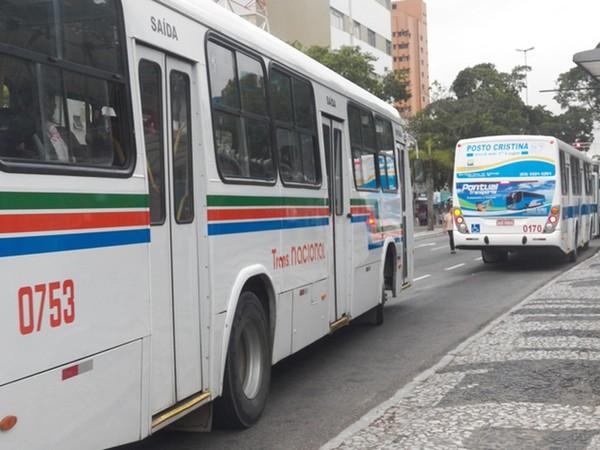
xmin=544 ymin=206 xmax=560 ymax=233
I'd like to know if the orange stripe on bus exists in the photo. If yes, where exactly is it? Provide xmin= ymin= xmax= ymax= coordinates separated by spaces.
xmin=0 ymin=211 xmax=150 ymax=234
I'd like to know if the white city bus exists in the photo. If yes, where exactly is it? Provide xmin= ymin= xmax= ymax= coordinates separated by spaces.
xmin=452 ymin=135 xmax=595 ymax=263
xmin=0 ymin=1 xmax=413 ymax=448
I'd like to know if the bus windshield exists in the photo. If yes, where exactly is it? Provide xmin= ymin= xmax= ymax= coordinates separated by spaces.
xmin=0 ymin=0 xmax=131 ymax=169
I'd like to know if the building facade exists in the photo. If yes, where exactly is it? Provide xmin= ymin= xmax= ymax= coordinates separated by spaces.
xmin=268 ymin=0 xmax=393 ymax=75
xmin=213 ymin=0 xmax=269 ymax=31
xmin=391 ymin=0 xmax=429 ymax=116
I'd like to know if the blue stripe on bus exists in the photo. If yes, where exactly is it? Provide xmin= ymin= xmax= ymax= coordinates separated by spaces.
xmin=562 ymin=204 xmax=598 ymax=219
xmin=0 ymin=229 xmax=150 ymax=257
xmin=351 ymin=215 xmax=369 ymax=223
xmin=207 ymin=217 xmax=329 ymax=236
xmin=368 ymin=241 xmax=385 ymax=250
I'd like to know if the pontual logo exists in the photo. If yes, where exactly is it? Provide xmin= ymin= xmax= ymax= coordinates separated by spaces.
xmin=462 ymin=183 xmax=499 ymax=195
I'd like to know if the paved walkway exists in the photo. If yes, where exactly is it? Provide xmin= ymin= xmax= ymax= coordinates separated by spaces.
xmin=323 ymin=252 xmax=600 ymax=450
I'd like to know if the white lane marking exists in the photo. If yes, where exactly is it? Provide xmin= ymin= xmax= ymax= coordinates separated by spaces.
xmin=413 ymin=274 xmax=431 ymax=282
xmin=474 ymin=257 xmax=483 ymax=261
xmin=415 ymin=242 xmax=436 ymax=249
xmin=445 ymin=263 xmax=466 ymax=271
xmin=431 ymin=246 xmax=448 ymax=251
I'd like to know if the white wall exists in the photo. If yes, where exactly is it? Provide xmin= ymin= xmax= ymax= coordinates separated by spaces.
xmin=350 ymin=0 xmax=391 ymax=39
xmin=328 ymin=0 xmax=392 ymax=75
xmin=330 ymin=27 xmax=353 ymax=49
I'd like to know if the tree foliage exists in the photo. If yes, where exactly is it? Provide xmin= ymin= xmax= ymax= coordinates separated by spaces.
xmin=409 ymin=63 xmax=596 ymax=192
xmin=554 ymin=66 xmax=600 ymax=122
xmin=293 ymin=42 xmax=410 ymax=104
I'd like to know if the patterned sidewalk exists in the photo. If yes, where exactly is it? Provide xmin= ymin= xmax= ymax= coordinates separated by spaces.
xmin=323 ymin=252 xmax=600 ymax=450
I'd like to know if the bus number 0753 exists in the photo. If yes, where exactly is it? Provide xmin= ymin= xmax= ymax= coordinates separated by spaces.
xmin=18 ymin=280 xmax=75 ymax=335
xmin=523 ymin=224 xmax=543 ymax=233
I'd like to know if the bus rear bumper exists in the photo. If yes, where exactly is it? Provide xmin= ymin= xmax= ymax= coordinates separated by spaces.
xmin=454 ymin=232 xmax=563 ymax=252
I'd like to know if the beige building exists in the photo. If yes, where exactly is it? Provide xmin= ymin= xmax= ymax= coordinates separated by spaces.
xmin=268 ymin=0 xmax=394 ymax=75
xmin=391 ymin=0 xmax=429 ymax=116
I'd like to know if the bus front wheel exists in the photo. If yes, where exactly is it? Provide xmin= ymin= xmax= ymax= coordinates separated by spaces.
xmin=214 ymin=291 xmax=271 ymax=429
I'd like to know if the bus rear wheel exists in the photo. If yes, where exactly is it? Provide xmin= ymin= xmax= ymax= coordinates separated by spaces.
xmin=481 ymin=249 xmax=508 ymax=264
xmin=569 ymin=230 xmax=579 ymax=263
xmin=214 ymin=291 xmax=271 ymax=429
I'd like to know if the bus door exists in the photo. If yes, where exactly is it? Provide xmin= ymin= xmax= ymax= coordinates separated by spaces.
xmin=322 ymin=116 xmax=350 ymax=321
xmin=396 ymin=140 xmax=408 ymax=283
xmin=137 ymin=46 xmax=202 ymax=413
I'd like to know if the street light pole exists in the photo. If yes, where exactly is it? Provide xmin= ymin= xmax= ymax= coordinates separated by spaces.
xmin=516 ymin=46 xmax=535 ymax=105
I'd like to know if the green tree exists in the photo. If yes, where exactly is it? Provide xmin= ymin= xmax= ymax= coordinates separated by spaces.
xmin=554 ymin=66 xmax=600 ymax=122
xmin=293 ymin=42 xmax=410 ymax=104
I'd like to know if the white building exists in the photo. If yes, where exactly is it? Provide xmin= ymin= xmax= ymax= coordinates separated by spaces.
xmin=213 ymin=0 xmax=269 ymax=31
xmin=268 ymin=0 xmax=393 ymax=75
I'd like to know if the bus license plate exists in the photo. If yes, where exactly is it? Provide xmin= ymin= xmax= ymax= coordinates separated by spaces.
xmin=497 ymin=219 xmax=514 ymax=226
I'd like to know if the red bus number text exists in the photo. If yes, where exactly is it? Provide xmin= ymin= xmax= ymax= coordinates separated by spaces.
xmin=522 ymin=224 xmax=543 ymax=234
xmin=18 ymin=280 xmax=75 ymax=335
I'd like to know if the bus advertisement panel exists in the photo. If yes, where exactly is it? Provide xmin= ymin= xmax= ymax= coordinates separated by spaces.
xmin=455 ymin=180 xmax=555 ymax=217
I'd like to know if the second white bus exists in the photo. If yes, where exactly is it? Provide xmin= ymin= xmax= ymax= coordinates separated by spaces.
xmin=452 ymin=135 xmax=596 ymax=262
xmin=0 ymin=1 xmax=413 ymax=449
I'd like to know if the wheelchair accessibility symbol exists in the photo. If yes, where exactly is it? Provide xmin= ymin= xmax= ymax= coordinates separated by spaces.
xmin=471 ymin=224 xmax=481 ymax=233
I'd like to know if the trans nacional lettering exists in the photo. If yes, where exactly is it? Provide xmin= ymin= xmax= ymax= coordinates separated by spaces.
xmin=151 ymin=16 xmax=179 ymax=41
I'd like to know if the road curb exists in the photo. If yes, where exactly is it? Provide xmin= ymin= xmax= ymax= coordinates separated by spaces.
xmin=321 ymin=249 xmax=600 ymax=450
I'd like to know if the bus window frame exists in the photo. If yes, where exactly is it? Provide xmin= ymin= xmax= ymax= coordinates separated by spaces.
xmin=206 ymin=33 xmax=276 ymax=187
xmin=170 ymin=69 xmax=195 ymax=224
xmin=139 ymin=58 xmax=166 ymax=226
xmin=269 ymin=61 xmax=322 ymax=190
xmin=0 ymin=0 xmax=136 ymax=178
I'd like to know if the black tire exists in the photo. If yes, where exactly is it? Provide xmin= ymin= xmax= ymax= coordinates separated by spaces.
xmin=214 ymin=291 xmax=271 ymax=429
xmin=481 ymin=249 xmax=507 ymax=264
xmin=569 ymin=230 xmax=579 ymax=263
xmin=375 ymin=285 xmax=387 ymax=326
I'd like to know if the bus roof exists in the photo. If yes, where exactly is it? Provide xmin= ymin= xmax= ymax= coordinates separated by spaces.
xmin=153 ymin=0 xmax=402 ymax=122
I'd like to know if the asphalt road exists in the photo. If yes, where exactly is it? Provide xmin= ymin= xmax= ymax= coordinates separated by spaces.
xmin=119 ymin=233 xmax=599 ymax=450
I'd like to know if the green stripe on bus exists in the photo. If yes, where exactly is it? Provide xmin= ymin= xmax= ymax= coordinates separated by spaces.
xmin=350 ymin=198 xmax=378 ymax=206
xmin=0 ymin=192 xmax=148 ymax=210
xmin=207 ymin=195 xmax=328 ymax=207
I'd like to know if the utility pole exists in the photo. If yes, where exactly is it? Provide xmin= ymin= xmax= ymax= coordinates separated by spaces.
xmin=426 ymin=138 xmax=435 ymax=231
xmin=516 ymin=46 xmax=534 ymax=105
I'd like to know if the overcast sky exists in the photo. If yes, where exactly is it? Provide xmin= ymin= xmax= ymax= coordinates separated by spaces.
xmin=426 ymin=0 xmax=600 ymax=114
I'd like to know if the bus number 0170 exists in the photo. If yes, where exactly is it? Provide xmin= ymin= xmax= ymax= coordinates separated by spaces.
xmin=523 ymin=224 xmax=543 ymax=233
xmin=18 ymin=280 xmax=75 ymax=335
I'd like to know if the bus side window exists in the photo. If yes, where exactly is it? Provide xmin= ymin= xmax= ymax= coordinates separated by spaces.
xmin=207 ymin=40 xmax=274 ymax=183
xmin=571 ymin=156 xmax=581 ymax=195
xmin=560 ymin=151 xmax=568 ymax=195
xmin=349 ymin=105 xmax=378 ymax=191
xmin=375 ymin=117 xmax=397 ymax=193
xmin=270 ymin=68 xmax=320 ymax=186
